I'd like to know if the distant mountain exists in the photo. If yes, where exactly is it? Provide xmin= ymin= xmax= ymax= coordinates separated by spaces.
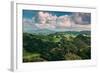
xmin=80 ymin=31 xmax=91 ymax=35
xmin=49 ymin=30 xmax=91 ymax=36
xmin=24 ymin=29 xmax=56 ymax=35
xmin=24 ymin=28 xmax=90 ymax=35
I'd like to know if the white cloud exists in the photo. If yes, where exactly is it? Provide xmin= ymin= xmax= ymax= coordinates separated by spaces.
xmin=22 ymin=18 xmax=38 ymax=32
xmin=35 ymin=11 xmax=72 ymax=29
xmin=56 ymin=15 xmax=72 ymax=28
xmin=35 ymin=23 xmax=56 ymax=29
xmin=23 ymin=12 xmax=72 ymax=30
xmin=37 ymin=12 xmax=50 ymax=24
xmin=23 ymin=11 xmax=91 ymax=32
xmin=34 ymin=11 xmax=56 ymax=29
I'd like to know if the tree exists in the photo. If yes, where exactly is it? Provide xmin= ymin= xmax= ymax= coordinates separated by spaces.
xmin=64 ymin=53 xmax=82 ymax=60
xmin=59 ymin=37 xmax=78 ymax=54
xmin=23 ymin=49 xmax=46 ymax=62
xmin=77 ymin=46 xmax=91 ymax=59
xmin=74 ymin=34 xmax=91 ymax=59
xmin=49 ymin=48 xmax=65 ymax=61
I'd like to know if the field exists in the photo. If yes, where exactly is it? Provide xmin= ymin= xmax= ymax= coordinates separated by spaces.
xmin=23 ymin=31 xmax=91 ymax=62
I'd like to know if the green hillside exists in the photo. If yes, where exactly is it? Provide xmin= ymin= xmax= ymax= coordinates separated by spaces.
xmin=23 ymin=31 xmax=91 ymax=62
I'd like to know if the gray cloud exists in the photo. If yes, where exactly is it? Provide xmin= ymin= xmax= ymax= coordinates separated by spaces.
xmin=71 ymin=13 xmax=91 ymax=25
xmin=23 ymin=12 xmax=91 ymax=32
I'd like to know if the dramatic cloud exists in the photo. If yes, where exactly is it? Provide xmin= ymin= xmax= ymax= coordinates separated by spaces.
xmin=34 ymin=12 xmax=56 ymax=29
xmin=56 ymin=15 xmax=72 ymax=28
xmin=23 ymin=11 xmax=91 ymax=32
xmin=34 ymin=11 xmax=72 ymax=29
xmin=70 ymin=13 xmax=91 ymax=31
xmin=71 ymin=13 xmax=91 ymax=25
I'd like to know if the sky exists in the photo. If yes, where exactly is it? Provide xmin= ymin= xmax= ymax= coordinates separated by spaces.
xmin=22 ymin=10 xmax=91 ymax=32
xmin=23 ymin=10 xmax=72 ymax=19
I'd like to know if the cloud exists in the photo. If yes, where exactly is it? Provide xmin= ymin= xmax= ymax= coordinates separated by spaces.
xmin=56 ymin=15 xmax=72 ymax=28
xmin=35 ymin=11 xmax=72 ymax=29
xmin=71 ymin=13 xmax=91 ymax=25
xmin=22 ymin=18 xmax=38 ymax=32
xmin=34 ymin=11 xmax=56 ymax=29
xmin=35 ymin=23 xmax=56 ymax=29
xmin=23 ymin=11 xmax=91 ymax=32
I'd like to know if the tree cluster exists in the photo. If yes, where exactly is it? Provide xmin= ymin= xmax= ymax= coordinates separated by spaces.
xmin=23 ymin=32 xmax=91 ymax=62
